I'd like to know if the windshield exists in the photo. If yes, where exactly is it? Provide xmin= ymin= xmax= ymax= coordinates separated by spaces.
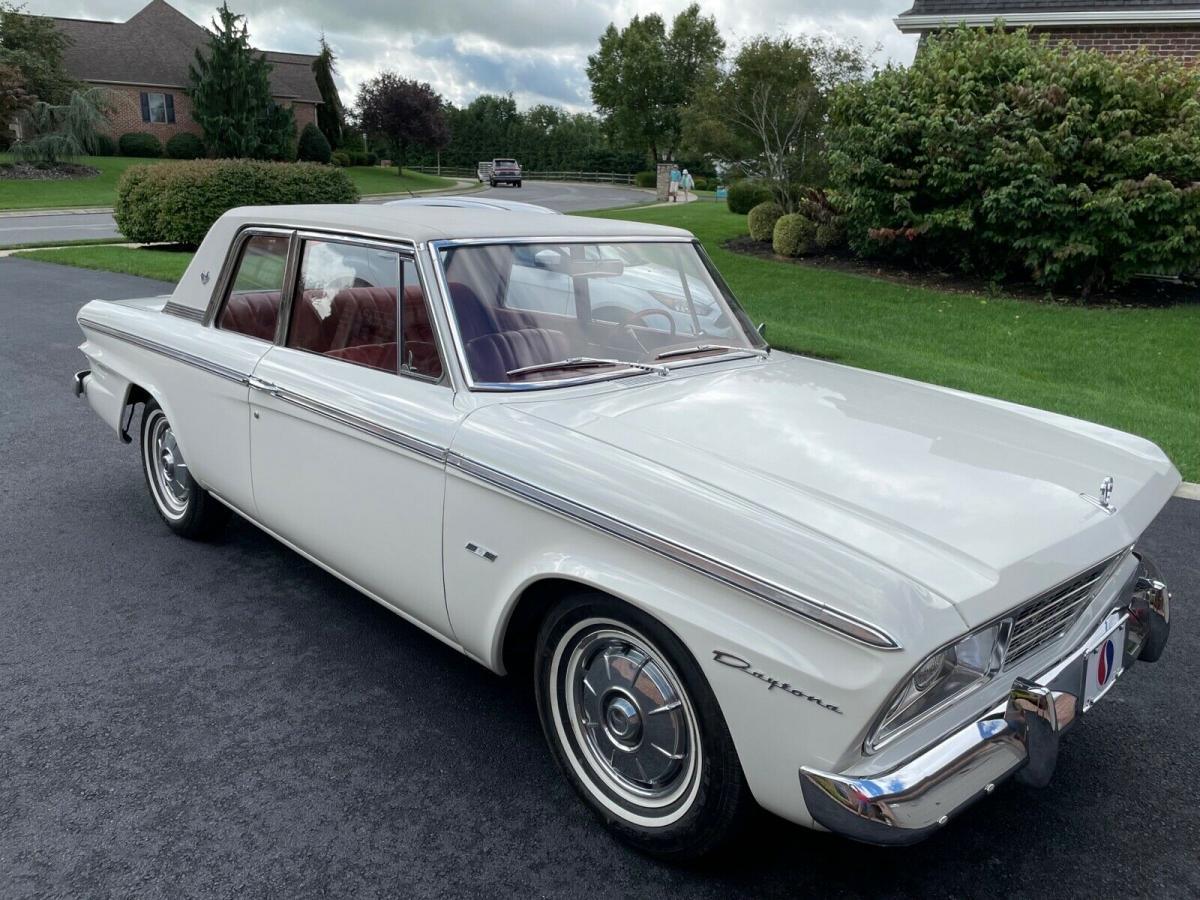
xmin=437 ymin=240 xmax=766 ymax=387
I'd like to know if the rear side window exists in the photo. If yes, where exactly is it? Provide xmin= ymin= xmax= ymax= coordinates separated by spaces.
xmin=215 ymin=233 xmax=289 ymax=341
xmin=287 ymin=240 xmax=442 ymax=380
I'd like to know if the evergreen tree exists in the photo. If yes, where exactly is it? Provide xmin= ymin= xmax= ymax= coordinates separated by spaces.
xmin=187 ymin=3 xmax=293 ymax=159
xmin=312 ymin=35 xmax=344 ymax=148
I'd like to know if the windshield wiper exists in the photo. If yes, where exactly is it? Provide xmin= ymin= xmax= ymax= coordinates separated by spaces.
xmin=506 ymin=357 xmax=670 ymax=378
xmin=654 ymin=344 xmax=770 ymax=361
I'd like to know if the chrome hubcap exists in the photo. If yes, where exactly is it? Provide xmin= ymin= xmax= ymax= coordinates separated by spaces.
xmin=563 ymin=627 xmax=698 ymax=809
xmin=146 ymin=411 xmax=190 ymax=519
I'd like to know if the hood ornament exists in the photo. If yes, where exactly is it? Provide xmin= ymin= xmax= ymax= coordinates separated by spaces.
xmin=1081 ymin=476 xmax=1116 ymax=514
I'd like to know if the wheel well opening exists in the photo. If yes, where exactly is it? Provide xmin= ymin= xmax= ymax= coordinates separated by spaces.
xmin=121 ymin=383 xmax=153 ymax=443
xmin=501 ymin=578 xmax=596 ymax=681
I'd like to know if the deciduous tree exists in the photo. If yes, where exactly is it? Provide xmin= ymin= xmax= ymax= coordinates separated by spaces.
xmin=586 ymin=3 xmax=722 ymax=162
xmin=0 ymin=2 xmax=79 ymax=104
xmin=355 ymin=72 xmax=448 ymax=170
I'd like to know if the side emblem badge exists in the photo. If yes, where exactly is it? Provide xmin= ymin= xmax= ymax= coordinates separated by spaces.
xmin=200 ymin=271 xmax=210 ymax=284
xmin=465 ymin=542 xmax=498 ymax=562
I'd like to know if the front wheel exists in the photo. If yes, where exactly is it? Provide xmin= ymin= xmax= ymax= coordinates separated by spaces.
xmin=516 ymin=180 xmax=522 ymax=188
xmin=140 ymin=400 xmax=229 ymax=540
xmin=535 ymin=592 xmax=752 ymax=860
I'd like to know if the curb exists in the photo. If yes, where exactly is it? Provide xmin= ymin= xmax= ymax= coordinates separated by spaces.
xmin=1175 ymin=482 xmax=1200 ymax=502
xmin=0 ymin=206 xmax=115 ymax=217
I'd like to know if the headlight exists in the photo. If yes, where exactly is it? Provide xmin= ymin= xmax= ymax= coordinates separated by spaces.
xmin=869 ymin=622 xmax=1007 ymax=750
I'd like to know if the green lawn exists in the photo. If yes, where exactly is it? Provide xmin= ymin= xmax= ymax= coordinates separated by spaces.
xmin=346 ymin=166 xmax=457 ymax=195
xmin=590 ymin=203 xmax=1200 ymax=481
xmin=16 ymin=202 xmax=1199 ymax=479
xmin=0 ymin=156 xmax=173 ymax=210
xmin=17 ymin=244 xmax=195 ymax=282
xmin=0 ymin=156 xmax=456 ymax=210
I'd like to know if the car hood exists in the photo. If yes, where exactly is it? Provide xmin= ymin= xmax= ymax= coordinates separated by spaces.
xmin=454 ymin=354 xmax=1179 ymax=635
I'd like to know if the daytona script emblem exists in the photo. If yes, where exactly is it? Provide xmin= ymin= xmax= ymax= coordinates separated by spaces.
xmin=713 ymin=651 xmax=843 ymax=714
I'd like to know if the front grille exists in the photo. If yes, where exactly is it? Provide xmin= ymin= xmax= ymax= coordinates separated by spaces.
xmin=1003 ymin=552 xmax=1126 ymax=667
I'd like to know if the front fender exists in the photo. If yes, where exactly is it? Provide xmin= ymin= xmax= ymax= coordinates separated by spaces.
xmin=441 ymin=467 xmax=967 ymax=827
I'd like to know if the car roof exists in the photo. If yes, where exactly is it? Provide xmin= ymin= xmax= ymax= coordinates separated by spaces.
xmin=218 ymin=204 xmax=686 ymax=242
xmin=383 ymin=197 xmax=559 ymax=215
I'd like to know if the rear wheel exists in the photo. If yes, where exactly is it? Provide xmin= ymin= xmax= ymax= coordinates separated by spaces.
xmin=535 ymin=592 xmax=752 ymax=860
xmin=140 ymin=400 xmax=229 ymax=540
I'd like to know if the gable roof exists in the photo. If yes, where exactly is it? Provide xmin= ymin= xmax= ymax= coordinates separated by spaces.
xmin=896 ymin=0 xmax=1200 ymax=31
xmin=49 ymin=0 xmax=322 ymax=103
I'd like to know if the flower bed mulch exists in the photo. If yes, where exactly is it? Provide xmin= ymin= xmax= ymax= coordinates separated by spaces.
xmin=0 ymin=162 xmax=101 ymax=181
xmin=724 ymin=235 xmax=1200 ymax=308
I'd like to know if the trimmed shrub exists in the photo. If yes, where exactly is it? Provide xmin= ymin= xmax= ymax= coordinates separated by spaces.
xmin=91 ymin=133 xmax=117 ymax=157
xmin=830 ymin=27 xmax=1200 ymax=295
xmin=330 ymin=150 xmax=351 ymax=167
xmin=727 ymin=180 xmax=773 ymax=214
xmin=165 ymin=132 xmax=205 ymax=160
xmin=747 ymin=201 xmax=784 ymax=242
xmin=813 ymin=220 xmax=847 ymax=253
xmin=118 ymin=132 xmax=162 ymax=158
xmin=365 ymin=151 xmax=378 ymax=167
xmin=297 ymin=122 xmax=332 ymax=164
xmin=773 ymin=213 xmax=817 ymax=257
xmin=114 ymin=159 xmax=359 ymax=245
xmin=634 ymin=170 xmax=656 ymax=188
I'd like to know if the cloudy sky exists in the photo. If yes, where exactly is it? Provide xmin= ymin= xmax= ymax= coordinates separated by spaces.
xmin=28 ymin=0 xmax=918 ymax=111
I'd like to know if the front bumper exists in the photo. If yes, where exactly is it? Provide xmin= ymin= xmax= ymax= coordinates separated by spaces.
xmin=799 ymin=552 xmax=1171 ymax=845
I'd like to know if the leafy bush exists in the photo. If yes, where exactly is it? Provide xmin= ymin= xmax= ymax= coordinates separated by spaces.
xmin=829 ymin=27 xmax=1200 ymax=295
xmin=165 ymin=132 xmax=205 ymax=160
xmin=634 ymin=170 xmax=656 ymax=188
xmin=365 ymin=151 xmax=378 ymax=166
xmin=727 ymin=180 xmax=773 ymax=214
xmin=114 ymin=159 xmax=359 ymax=245
xmin=297 ymin=122 xmax=332 ymax=164
xmin=92 ymin=133 xmax=117 ymax=157
xmin=119 ymin=132 xmax=162 ymax=158
xmin=813 ymin=220 xmax=847 ymax=253
xmin=330 ymin=150 xmax=351 ymax=167
xmin=773 ymin=213 xmax=817 ymax=257
xmin=747 ymin=201 xmax=784 ymax=242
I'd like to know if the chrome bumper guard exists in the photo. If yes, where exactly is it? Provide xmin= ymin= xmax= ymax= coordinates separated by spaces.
xmin=800 ymin=552 xmax=1171 ymax=846
xmin=73 ymin=369 xmax=91 ymax=398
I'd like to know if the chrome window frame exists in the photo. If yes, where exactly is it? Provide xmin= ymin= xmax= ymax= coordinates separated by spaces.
xmin=427 ymin=236 xmax=768 ymax=393
xmin=204 ymin=226 xmax=296 ymax=339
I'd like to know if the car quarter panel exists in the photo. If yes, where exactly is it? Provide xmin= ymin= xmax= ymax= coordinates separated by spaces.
xmin=76 ymin=298 xmax=271 ymax=512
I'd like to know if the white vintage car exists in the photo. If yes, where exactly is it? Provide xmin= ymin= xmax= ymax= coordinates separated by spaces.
xmin=73 ymin=205 xmax=1178 ymax=859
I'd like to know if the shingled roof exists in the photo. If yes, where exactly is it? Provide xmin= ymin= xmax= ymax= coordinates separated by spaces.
xmin=896 ymin=0 xmax=1200 ymax=31
xmin=49 ymin=0 xmax=321 ymax=103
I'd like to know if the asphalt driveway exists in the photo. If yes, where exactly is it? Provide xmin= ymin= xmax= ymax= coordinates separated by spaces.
xmin=1 ymin=257 xmax=1197 ymax=899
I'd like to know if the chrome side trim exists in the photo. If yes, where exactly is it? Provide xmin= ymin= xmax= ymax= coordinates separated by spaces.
xmin=162 ymin=301 xmax=204 ymax=322
xmin=77 ymin=317 xmax=249 ymax=385
xmin=250 ymin=379 xmax=446 ymax=464
xmin=446 ymin=453 xmax=901 ymax=650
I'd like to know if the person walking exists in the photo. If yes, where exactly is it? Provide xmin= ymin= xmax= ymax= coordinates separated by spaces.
xmin=668 ymin=165 xmax=681 ymax=202
xmin=680 ymin=168 xmax=694 ymax=202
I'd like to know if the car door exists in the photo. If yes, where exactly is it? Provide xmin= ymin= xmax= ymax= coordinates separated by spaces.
xmin=247 ymin=234 xmax=459 ymax=636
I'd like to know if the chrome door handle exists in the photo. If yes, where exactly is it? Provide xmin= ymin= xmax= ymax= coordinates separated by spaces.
xmin=248 ymin=375 xmax=279 ymax=396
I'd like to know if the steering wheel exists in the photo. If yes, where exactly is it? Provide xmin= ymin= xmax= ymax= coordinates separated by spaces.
xmin=623 ymin=308 xmax=677 ymax=336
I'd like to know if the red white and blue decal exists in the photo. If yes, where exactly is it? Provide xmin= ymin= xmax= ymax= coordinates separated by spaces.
xmin=1097 ymin=638 xmax=1116 ymax=686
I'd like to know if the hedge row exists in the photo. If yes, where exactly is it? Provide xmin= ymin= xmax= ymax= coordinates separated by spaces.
xmin=114 ymin=159 xmax=359 ymax=245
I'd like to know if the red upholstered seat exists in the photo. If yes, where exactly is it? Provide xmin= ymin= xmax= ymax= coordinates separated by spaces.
xmin=466 ymin=328 xmax=570 ymax=382
xmin=217 ymin=290 xmax=282 ymax=341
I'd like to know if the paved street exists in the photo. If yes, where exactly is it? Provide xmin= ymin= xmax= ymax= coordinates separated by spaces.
xmin=0 ymin=180 xmax=651 ymax=245
xmin=1 ymin=256 xmax=1197 ymax=899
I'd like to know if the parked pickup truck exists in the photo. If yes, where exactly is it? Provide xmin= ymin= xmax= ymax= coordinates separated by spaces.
xmin=489 ymin=158 xmax=522 ymax=188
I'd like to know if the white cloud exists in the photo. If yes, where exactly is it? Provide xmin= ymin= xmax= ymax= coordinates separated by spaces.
xmin=27 ymin=0 xmax=919 ymax=110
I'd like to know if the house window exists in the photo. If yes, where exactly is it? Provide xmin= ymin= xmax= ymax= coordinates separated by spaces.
xmin=139 ymin=92 xmax=175 ymax=124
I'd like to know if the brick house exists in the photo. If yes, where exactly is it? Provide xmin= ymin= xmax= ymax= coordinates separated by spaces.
xmin=45 ymin=0 xmax=323 ymax=142
xmin=896 ymin=0 xmax=1200 ymax=61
